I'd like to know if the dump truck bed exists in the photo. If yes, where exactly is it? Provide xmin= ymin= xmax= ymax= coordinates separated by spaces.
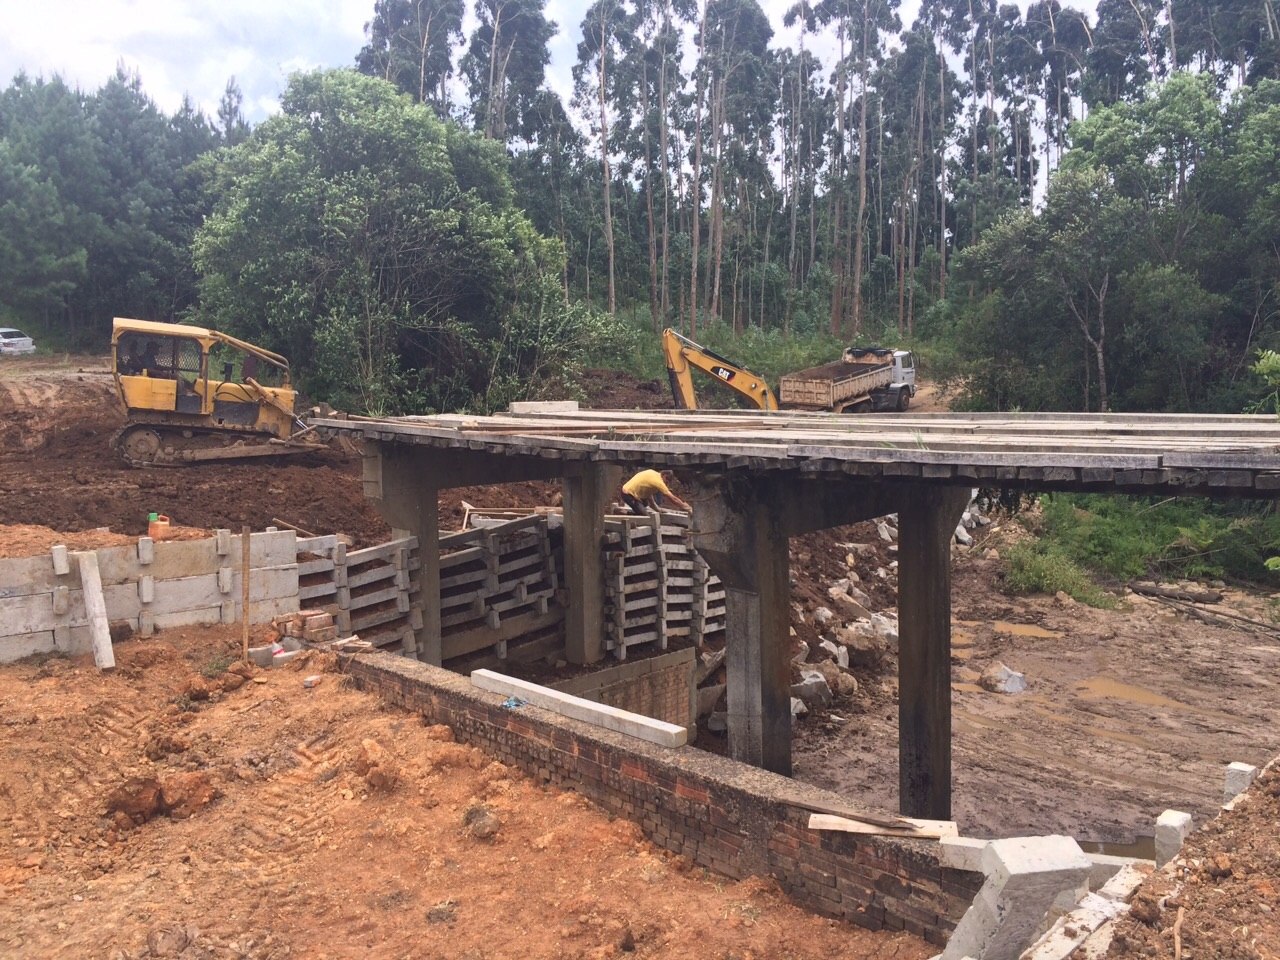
xmin=778 ymin=357 xmax=893 ymax=409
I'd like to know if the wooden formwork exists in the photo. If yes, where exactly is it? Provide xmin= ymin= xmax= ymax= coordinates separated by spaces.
xmin=603 ymin=512 xmax=725 ymax=660
xmin=296 ymin=535 xmax=423 ymax=657
xmin=437 ymin=515 xmax=562 ymax=662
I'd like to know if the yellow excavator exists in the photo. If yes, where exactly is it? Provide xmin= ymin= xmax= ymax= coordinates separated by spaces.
xmin=661 ymin=328 xmax=780 ymax=411
xmin=110 ymin=317 xmax=328 ymax=467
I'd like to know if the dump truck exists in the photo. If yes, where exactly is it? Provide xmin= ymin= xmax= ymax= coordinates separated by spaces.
xmin=779 ymin=347 xmax=916 ymax=412
xmin=110 ymin=317 xmax=329 ymax=467
xmin=662 ymin=328 xmax=916 ymax=413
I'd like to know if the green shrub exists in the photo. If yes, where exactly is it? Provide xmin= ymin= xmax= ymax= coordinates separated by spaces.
xmin=1032 ymin=494 xmax=1280 ymax=584
xmin=1004 ymin=542 xmax=1118 ymax=608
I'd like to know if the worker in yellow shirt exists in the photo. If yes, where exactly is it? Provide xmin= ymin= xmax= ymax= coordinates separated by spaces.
xmin=620 ymin=469 xmax=692 ymax=515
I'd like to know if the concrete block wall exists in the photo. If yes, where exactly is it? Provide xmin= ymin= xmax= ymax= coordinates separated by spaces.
xmin=550 ymin=647 xmax=697 ymax=730
xmin=347 ymin=651 xmax=983 ymax=946
xmin=0 ymin=530 xmax=299 ymax=662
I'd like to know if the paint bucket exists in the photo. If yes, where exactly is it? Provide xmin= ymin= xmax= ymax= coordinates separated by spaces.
xmin=148 ymin=512 xmax=171 ymax=540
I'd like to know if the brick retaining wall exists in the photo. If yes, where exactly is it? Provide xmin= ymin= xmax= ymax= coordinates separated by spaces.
xmin=549 ymin=647 xmax=696 ymax=731
xmin=346 ymin=651 xmax=982 ymax=946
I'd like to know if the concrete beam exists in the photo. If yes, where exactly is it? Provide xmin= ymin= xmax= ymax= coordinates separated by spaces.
xmin=562 ymin=463 xmax=622 ymax=665
xmin=942 ymin=835 xmax=1092 ymax=960
xmin=896 ymin=484 xmax=970 ymax=820
xmin=471 ymin=668 xmax=687 ymax=747
xmin=367 ymin=442 xmax=567 ymax=493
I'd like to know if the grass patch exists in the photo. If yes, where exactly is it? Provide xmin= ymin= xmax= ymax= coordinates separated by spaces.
xmin=1004 ymin=542 xmax=1119 ymax=608
xmin=200 ymin=653 xmax=234 ymax=679
xmin=1034 ymin=494 xmax=1280 ymax=584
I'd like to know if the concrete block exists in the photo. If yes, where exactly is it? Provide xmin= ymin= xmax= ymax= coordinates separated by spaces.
xmin=220 ymin=599 xmax=236 ymax=624
xmin=137 ymin=537 xmax=154 ymax=565
xmin=1224 ymin=761 xmax=1259 ymax=802
xmin=216 ymin=529 xmax=232 ymax=556
xmin=940 ymin=836 xmax=989 ymax=873
xmin=471 ymin=669 xmax=688 ymax=747
xmin=943 ymin=836 xmax=1091 ymax=960
xmin=51 ymin=545 xmax=70 ymax=576
xmin=1097 ymin=863 xmax=1148 ymax=903
xmin=52 ymin=586 xmax=69 ymax=616
xmin=1155 ymin=810 xmax=1192 ymax=867
xmin=218 ymin=566 xmax=232 ymax=594
xmin=138 ymin=575 xmax=154 ymax=604
xmin=1022 ymin=892 xmax=1122 ymax=960
xmin=139 ymin=610 xmax=154 ymax=638
xmin=1085 ymin=853 xmax=1149 ymax=891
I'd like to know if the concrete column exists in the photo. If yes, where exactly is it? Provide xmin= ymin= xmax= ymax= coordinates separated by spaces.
xmin=897 ymin=485 xmax=970 ymax=820
xmin=562 ymin=463 xmax=622 ymax=665
xmin=1155 ymin=809 xmax=1192 ymax=867
xmin=372 ymin=446 xmax=442 ymax=664
xmin=691 ymin=477 xmax=793 ymax=774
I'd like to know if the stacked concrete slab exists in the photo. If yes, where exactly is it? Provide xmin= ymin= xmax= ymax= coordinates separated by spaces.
xmin=295 ymin=534 xmax=423 ymax=656
xmin=603 ymin=512 xmax=726 ymax=659
xmin=436 ymin=515 xmax=563 ymax=661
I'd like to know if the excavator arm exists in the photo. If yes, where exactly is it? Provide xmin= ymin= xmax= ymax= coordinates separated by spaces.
xmin=661 ymin=328 xmax=779 ymax=412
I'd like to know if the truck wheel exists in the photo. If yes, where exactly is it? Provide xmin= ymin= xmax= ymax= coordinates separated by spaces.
xmin=896 ymin=389 xmax=910 ymax=412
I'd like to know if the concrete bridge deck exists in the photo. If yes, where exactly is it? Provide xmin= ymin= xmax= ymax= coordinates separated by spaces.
xmin=317 ymin=409 xmax=1280 ymax=820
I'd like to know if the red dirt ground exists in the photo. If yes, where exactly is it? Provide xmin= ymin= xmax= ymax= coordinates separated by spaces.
xmin=0 ymin=627 xmax=931 ymax=960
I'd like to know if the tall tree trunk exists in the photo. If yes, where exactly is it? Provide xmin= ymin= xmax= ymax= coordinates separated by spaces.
xmin=689 ymin=0 xmax=708 ymax=336
xmin=658 ymin=15 xmax=673 ymax=322
xmin=640 ymin=55 xmax=660 ymax=330
xmin=851 ymin=9 xmax=871 ymax=337
xmin=829 ymin=34 xmax=849 ymax=337
xmin=598 ymin=19 xmax=616 ymax=317
xmin=937 ymin=42 xmax=947 ymax=300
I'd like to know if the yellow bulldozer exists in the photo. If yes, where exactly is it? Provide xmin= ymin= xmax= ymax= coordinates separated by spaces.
xmin=110 ymin=317 xmax=328 ymax=467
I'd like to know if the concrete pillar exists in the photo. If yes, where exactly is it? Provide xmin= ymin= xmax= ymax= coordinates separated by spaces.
xmin=942 ymin=835 xmax=1092 ymax=960
xmin=691 ymin=477 xmax=793 ymax=774
xmin=373 ymin=447 xmax=442 ymax=664
xmin=562 ymin=463 xmax=622 ymax=665
xmin=1224 ymin=761 xmax=1259 ymax=802
xmin=1155 ymin=810 xmax=1192 ymax=867
xmin=896 ymin=485 xmax=970 ymax=820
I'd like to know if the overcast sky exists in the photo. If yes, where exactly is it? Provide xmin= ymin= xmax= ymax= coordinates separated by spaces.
xmin=1 ymin=0 xmax=1098 ymax=125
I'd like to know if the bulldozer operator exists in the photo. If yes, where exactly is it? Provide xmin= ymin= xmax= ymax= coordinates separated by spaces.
xmin=123 ymin=339 xmax=169 ymax=377
xmin=620 ymin=469 xmax=692 ymax=516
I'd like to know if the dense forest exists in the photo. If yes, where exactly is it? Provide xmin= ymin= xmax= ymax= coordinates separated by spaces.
xmin=2 ymin=0 xmax=1279 ymax=415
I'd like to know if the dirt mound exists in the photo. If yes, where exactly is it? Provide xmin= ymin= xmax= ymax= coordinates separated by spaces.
xmin=1107 ymin=763 xmax=1280 ymax=958
xmin=576 ymin=367 xmax=672 ymax=409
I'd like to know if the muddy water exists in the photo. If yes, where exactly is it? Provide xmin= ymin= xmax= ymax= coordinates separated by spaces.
xmin=1076 ymin=677 xmax=1189 ymax=710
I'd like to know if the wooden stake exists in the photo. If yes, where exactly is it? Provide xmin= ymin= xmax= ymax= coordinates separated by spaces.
xmin=241 ymin=524 xmax=251 ymax=664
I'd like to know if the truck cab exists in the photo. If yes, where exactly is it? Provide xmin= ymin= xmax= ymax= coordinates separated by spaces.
xmin=891 ymin=350 xmax=917 ymax=396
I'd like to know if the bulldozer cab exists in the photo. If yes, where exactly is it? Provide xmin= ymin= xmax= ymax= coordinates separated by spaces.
xmin=112 ymin=317 xmax=297 ymax=436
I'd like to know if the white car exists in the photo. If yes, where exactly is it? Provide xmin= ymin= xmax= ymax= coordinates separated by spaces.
xmin=0 ymin=328 xmax=36 ymax=355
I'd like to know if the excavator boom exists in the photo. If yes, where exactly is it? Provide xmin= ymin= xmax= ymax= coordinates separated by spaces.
xmin=661 ymin=328 xmax=779 ymax=412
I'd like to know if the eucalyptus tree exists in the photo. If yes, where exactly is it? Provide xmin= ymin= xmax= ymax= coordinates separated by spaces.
xmin=461 ymin=0 xmax=557 ymax=142
xmin=698 ymin=0 xmax=776 ymax=327
xmin=573 ymin=0 xmax=635 ymax=316
xmin=357 ymin=0 xmax=465 ymax=114
xmin=814 ymin=0 xmax=900 ymax=336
